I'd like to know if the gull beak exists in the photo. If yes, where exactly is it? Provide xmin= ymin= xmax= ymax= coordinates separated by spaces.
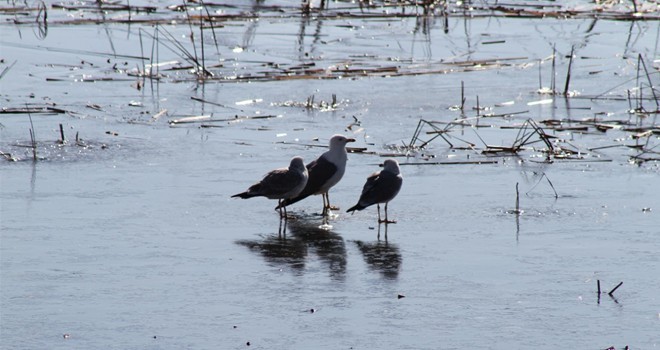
xmin=346 ymin=138 xmax=356 ymax=143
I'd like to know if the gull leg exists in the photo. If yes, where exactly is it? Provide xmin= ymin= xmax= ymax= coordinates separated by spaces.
xmin=322 ymin=192 xmax=336 ymax=216
xmin=377 ymin=203 xmax=383 ymax=223
xmin=325 ymin=193 xmax=330 ymax=212
xmin=328 ymin=192 xmax=340 ymax=210
xmin=384 ymin=202 xmax=397 ymax=224
xmin=321 ymin=193 xmax=328 ymax=216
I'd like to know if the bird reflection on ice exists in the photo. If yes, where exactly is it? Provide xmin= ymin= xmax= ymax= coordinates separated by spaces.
xmin=235 ymin=213 xmax=346 ymax=280
xmin=352 ymin=239 xmax=402 ymax=280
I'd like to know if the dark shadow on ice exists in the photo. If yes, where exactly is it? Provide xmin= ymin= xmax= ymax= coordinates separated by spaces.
xmin=288 ymin=213 xmax=347 ymax=280
xmin=352 ymin=239 xmax=402 ymax=280
xmin=235 ymin=213 xmax=346 ymax=280
xmin=236 ymin=231 xmax=308 ymax=272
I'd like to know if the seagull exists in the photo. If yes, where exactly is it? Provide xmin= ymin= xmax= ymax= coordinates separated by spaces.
xmin=276 ymin=134 xmax=356 ymax=215
xmin=347 ymin=159 xmax=403 ymax=224
xmin=232 ymin=156 xmax=309 ymax=218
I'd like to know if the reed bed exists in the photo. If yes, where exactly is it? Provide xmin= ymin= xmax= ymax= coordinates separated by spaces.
xmin=0 ymin=0 xmax=657 ymax=165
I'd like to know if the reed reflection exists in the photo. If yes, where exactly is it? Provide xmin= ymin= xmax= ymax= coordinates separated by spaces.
xmin=236 ymin=213 xmax=346 ymax=280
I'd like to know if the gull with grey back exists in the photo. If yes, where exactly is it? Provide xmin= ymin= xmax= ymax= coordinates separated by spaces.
xmin=276 ymin=134 xmax=355 ymax=215
xmin=232 ymin=156 xmax=309 ymax=218
xmin=347 ymin=159 xmax=403 ymax=224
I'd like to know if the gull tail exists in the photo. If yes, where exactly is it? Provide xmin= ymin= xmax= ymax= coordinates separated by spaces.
xmin=275 ymin=194 xmax=305 ymax=209
xmin=275 ymin=185 xmax=315 ymax=209
xmin=346 ymin=203 xmax=365 ymax=213
xmin=231 ymin=192 xmax=257 ymax=199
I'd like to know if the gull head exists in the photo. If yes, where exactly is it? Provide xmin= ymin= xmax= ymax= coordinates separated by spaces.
xmin=289 ymin=156 xmax=306 ymax=172
xmin=382 ymin=159 xmax=401 ymax=174
xmin=328 ymin=134 xmax=356 ymax=150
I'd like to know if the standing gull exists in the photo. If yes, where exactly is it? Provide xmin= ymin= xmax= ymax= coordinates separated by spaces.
xmin=277 ymin=134 xmax=355 ymax=215
xmin=347 ymin=159 xmax=403 ymax=224
xmin=232 ymin=156 xmax=309 ymax=218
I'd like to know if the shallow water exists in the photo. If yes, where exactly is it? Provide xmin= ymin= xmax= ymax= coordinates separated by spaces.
xmin=1 ymin=2 xmax=659 ymax=349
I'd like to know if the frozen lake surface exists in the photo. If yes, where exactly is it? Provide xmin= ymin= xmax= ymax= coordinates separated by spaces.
xmin=1 ymin=1 xmax=659 ymax=349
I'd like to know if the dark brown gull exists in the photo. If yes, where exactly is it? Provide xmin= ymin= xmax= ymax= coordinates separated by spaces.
xmin=347 ymin=159 xmax=402 ymax=224
xmin=232 ymin=156 xmax=308 ymax=218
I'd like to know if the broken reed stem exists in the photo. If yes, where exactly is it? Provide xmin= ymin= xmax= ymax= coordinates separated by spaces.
xmin=546 ymin=174 xmax=559 ymax=199
xmin=476 ymin=95 xmax=480 ymax=118
xmin=0 ymin=60 xmax=17 ymax=80
xmin=27 ymin=108 xmax=37 ymax=161
xmin=635 ymin=54 xmax=642 ymax=111
xmin=59 ymin=123 xmax=65 ymax=143
xmin=29 ymin=128 xmax=37 ymax=161
xmin=528 ymin=119 xmax=554 ymax=153
xmin=152 ymin=25 xmax=159 ymax=78
xmin=408 ymin=119 xmax=454 ymax=150
xmin=608 ymin=281 xmax=623 ymax=296
xmin=597 ymin=279 xmax=601 ymax=294
xmin=460 ymin=81 xmax=465 ymax=113
xmin=36 ymin=0 xmax=47 ymax=24
xmin=551 ymin=44 xmax=556 ymax=93
xmin=563 ymin=45 xmax=575 ymax=96
xmin=472 ymin=126 xmax=488 ymax=148
xmin=139 ymin=28 xmax=146 ymax=76
xmin=515 ymin=182 xmax=520 ymax=213
xmin=538 ymin=58 xmax=543 ymax=90
xmin=638 ymin=54 xmax=659 ymax=109
xmin=199 ymin=0 xmax=220 ymax=56
xmin=408 ymin=119 xmax=424 ymax=148
xmin=35 ymin=0 xmax=47 ymax=39
xmin=199 ymin=7 xmax=206 ymax=79
xmin=182 ymin=2 xmax=200 ymax=77
xmin=525 ymin=172 xmax=559 ymax=198
xmin=639 ymin=83 xmax=644 ymax=112
xmin=153 ymin=26 xmax=209 ymax=77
